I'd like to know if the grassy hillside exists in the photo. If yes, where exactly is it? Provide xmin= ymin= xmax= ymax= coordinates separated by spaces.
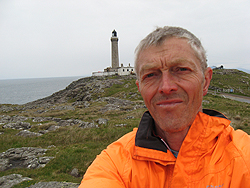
xmin=210 ymin=69 xmax=250 ymax=96
xmin=0 ymin=70 xmax=250 ymax=187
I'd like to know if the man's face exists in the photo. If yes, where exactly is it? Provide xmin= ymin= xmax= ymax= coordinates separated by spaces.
xmin=136 ymin=38 xmax=212 ymax=134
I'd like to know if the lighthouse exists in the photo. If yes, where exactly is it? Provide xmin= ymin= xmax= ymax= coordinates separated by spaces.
xmin=92 ymin=30 xmax=134 ymax=76
xmin=111 ymin=30 xmax=119 ymax=69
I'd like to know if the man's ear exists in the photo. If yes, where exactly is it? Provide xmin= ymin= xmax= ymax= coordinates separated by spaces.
xmin=136 ymin=80 xmax=140 ymax=92
xmin=203 ymin=67 xmax=213 ymax=96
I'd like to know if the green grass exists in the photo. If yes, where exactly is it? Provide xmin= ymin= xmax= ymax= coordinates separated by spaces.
xmin=203 ymin=93 xmax=250 ymax=132
xmin=1 ymin=71 xmax=250 ymax=187
xmin=211 ymin=69 xmax=250 ymax=96
xmin=0 ymin=123 xmax=137 ymax=187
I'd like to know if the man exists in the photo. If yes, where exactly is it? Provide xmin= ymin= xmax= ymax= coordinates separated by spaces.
xmin=80 ymin=26 xmax=250 ymax=187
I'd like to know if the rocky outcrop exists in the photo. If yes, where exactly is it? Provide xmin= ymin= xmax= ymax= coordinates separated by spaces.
xmin=0 ymin=174 xmax=80 ymax=188
xmin=0 ymin=114 xmax=108 ymax=135
xmin=0 ymin=174 xmax=32 ymax=188
xmin=27 ymin=181 xmax=80 ymax=188
xmin=23 ymin=75 xmax=134 ymax=108
xmin=0 ymin=147 xmax=54 ymax=171
xmin=0 ymin=96 xmax=144 ymax=135
xmin=0 ymin=75 xmax=142 ymax=187
xmin=16 ymin=130 xmax=43 ymax=137
xmin=3 ymin=121 xmax=31 ymax=130
xmin=70 ymin=168 xmax=79 ymax=177
xmin=0 ymin=115 xmax=28 ymax=123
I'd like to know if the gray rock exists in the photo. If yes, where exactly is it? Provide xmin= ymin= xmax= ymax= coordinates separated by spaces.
xmin=0 ymin=106 xmax=14 ymax=112
xmin=0 ymin=174 xmax=32 ymax=188
xmin=97 ymin=97 xmax=137 ymax=112
xmin=51 ymin=105 xmax=75 ymax=111
xmin=70 ymin=168 xmax=79 ymax=177
xmin=20 ymin=75 xmax=136 ymax=106
xmin=27 ymin=181 xmax=80 ymax=188
xmin=128 ymin=92 xmax=140 ymax=99
xmin=3 ymin=121 xmax=31 ymax=130
xmin=0 ymin=147 xmax=53 ymax=171
xmin=99 ymin=97 xmax=134 ymax=106
xmin=115 ymin=124 xmax=127 ymax=127
xmin=16 ymin=130 xmax=43 ymax=137
xmin=134 ymin=104 xmax=147 ymax=110
xmin=101 ymin=104 xmax=120 ymax=112
xmin=79 ymin=121 xmax=98 ymax=129
xmin=96 ymin=118 xmax=108 ymax=125
xmin=32 ymin=117 xmax=54 ymax=122
xmin=47 ymin=125 xmax=60 ymax=131
xmin=47 ymin=145 xmax=56 ymax=149
xmin=125 ymin=116 xmax=135 ymax=119
xmin=52 ymin=117 xmax=62 ymax=122
xmin=57 ymin=119 xmax=82 ymax=127
xmin=202 ymin=100 xmax=210 ymax=104
xmin=57 ymin=120 xmax=72 ymax=127
xmin=0 ymin=115 xmax=29 ymax=124
xmin=38 ymin=130 xmax=49 ymax=134
xmin=72 ymin=101 xmax=90 ymax=108
xmin=0 ymin=115 xmax=11 ymax=124
xmin=82 ymin=94 xmax=92 ymax=101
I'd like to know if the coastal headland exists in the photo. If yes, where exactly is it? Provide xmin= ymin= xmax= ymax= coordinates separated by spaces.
xmin=1 ymin=69 xmax=250 ymax=187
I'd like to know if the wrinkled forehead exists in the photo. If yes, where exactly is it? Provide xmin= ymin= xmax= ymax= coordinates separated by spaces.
xmin=138 ymin=38 xmax=197 ymax=64
xmin=136 ymin=38 xmax=204 ymax=77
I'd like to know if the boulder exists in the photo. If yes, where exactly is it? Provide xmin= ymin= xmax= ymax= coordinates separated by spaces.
xmin=47 ymin=125 xmax=60 ymax=131
xmin=115 ymin=124 xmax=127 ymax=127
xmin=3 ymin=121 xmax=31 ymax=130
xmin=0 ymin=174 xmax=32 ymax=188
xmin=27 ymin=181 xmax=79 ymax=188
xmin=70 ymin=168 xmax=79 ymax=177
xmin=57 ymin=119 xmax=82 ymax=127
xmin=16 ymin=130 xmax=43 ymax=137
xmin=99 ymin=97 xmax=134 ymax=106
xmin=0 ymin=106 xmax=15 ymax=112
xmin=0 ymin=115 xmax=29 ymax=124
xmin=32 ymin=117 xmax=54 ymax=122
xmin=101 ymin=104 xmax=120 ymax=113
xmin=95 ymin=118 xmax=108 ymax=125
xmin=0 ymin=147 xmax=53 ymax=171
xmin=79 ymin=121 xmax=98 ymax=129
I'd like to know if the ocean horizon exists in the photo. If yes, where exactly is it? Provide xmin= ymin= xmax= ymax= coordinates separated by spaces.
xmin=0 ymin=76 xmax=84 ymax=105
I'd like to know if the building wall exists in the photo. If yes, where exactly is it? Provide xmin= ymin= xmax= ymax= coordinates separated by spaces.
xmin=92 ymin=67 xmax=134 ymax=77
xmin=117 ymin=67 xmax=134 ymax=75
xmin=92 ymin=71 xmax=117 ymax=77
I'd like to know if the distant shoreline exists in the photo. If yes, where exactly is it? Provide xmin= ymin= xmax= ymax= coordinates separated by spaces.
xmin=0 ymin=76 xmax=83 ymax=105
xmin=0 ymin=75 xmax=87 ymax=81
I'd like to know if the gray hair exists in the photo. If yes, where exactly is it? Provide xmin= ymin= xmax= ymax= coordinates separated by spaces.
xmin=134 ymin=26 xmax=207 ymax=77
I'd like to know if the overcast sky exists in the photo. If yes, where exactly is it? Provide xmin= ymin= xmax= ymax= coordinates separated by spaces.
xmin=0 ymin=0 xmax=249 ymax=80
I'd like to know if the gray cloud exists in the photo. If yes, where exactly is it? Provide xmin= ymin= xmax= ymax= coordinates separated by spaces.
xmin=0 ymin=0 xmax=249 ymax=79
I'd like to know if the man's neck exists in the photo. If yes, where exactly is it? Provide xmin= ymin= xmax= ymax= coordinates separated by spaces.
xmin=156 ymin=126 xmax=190 ymax=151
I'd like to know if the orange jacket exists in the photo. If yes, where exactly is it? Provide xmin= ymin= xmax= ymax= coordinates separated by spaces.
xmin=80 ymin=110 xmax=250 ymax=188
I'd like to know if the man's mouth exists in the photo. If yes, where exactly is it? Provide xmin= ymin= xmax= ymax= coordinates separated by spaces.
xmin=156 ymin=99 xmax=183 ymax=107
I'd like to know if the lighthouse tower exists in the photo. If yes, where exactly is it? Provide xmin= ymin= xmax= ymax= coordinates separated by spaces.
xmin=92 ymin=29 xmax=134 ymax=76
xmin=111 ymin=30 xmax=119 ymax=69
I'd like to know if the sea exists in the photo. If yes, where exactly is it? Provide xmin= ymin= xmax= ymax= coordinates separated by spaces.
xmin=0 ymin=76 xmax=84 ymax=105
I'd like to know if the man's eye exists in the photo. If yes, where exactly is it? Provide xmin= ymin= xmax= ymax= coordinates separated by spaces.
xmin=146 ymin=73 xmax=155 ymax=78
xmin=179 ymin=68 xmax=188 ymax=71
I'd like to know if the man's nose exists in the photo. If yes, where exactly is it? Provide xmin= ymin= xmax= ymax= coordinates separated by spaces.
xmin=158 ymin=71 xmax=178 ymax=94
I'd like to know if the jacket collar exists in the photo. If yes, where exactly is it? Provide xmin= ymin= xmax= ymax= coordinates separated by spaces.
xmin=135 ymin=111 xmax=168 ymax=152
xmin=134 ymin=109 xmax=231 ymax=161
